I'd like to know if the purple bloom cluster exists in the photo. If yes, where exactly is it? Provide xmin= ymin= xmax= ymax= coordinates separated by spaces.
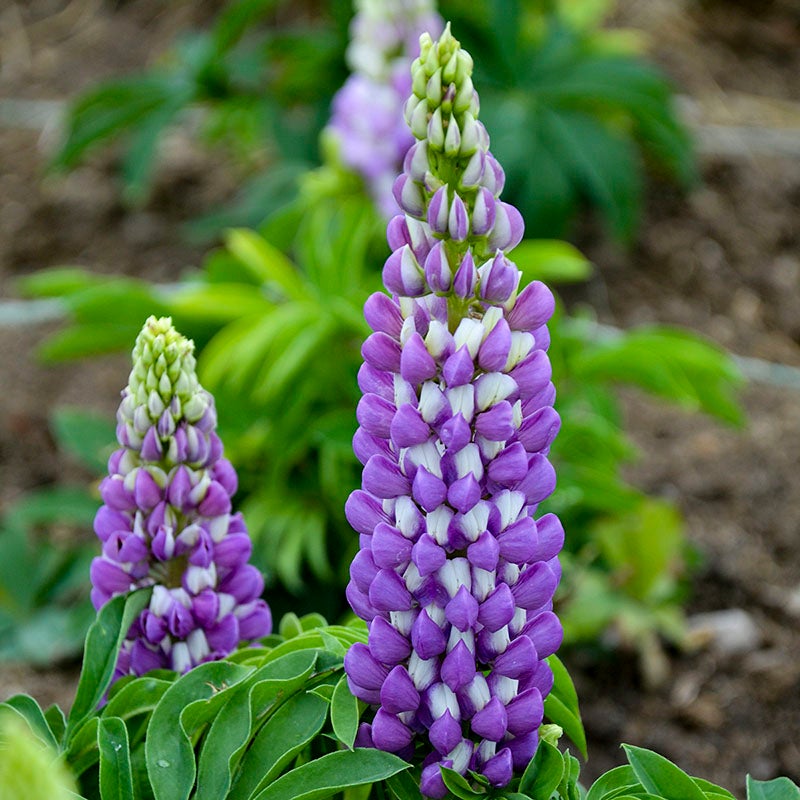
xmin=90 ymin=317 xmax=271 ymax=679
xmin=343 ymin=28 xmax=564 ymax=798
xmin=327 ymin=0 xmax=442 ymax=219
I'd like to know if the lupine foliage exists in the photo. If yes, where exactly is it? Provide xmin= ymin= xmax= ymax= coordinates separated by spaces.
xmin=2 ymin=599 xmax=797 ymax=799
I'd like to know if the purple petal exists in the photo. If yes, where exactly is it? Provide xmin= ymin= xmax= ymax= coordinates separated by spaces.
xmin=440 ymin=640 xmax=476 ymax=691
xmin=368 ymin=616 xmax=412 ymax=664
xmin=475 ymin=401 xmax=515 ymax=441
xmin=369 ymin=569 xmax=414 ymax=612
xmin=411 ymin=608 xmax=447 ymax=659
xmin=471 ymin=187 xmax=496 ymax=236
xmin=427 ymin=186 xmax=449 ymax=234
xmin=510 ymin=350 xmax=552 ymax=399
xmin=507 ymin=731 xmax=539 ymax=770
xmin=470 ymin=696 xmax=508 ymax=741
xmin=448 ymin=195 xmax=469 ymax=241
xmin=412 ymin=466 xmax=447 ymax=512
xmin=516 ymin=454 xmax=556 ymax=504
xmin=372 ymin=523 xmax=413 ymax=570
xmin=357 ymin=363 xmax=394 ymax=401
xmin=344 ymin=642 xmax=390 ymax=690
xmin=487 ymin=442 xmax=529 ymax=486
xmin=411 ymin=534 xmax=447 ymax=577
xmin=466 ymin=531 xmax=500 ymax=572
xmin=447 ymin=473 xmax=481 ymax=514
xmin=497 ymin=517 xmax=538 ymax=564
xmin=511 ymin=562 xmax=558 ymax=610
xmin=429 ymin=709 xmax=462 ymax=755
xmin=372 ymin=709 xmax=413 ymax=753
xmin=445 ymin=585 xmax=479 ymax=632
xmin=493 ymin=634 xmax=537 ymax=679
xmin=424 ymin=241 xmax=452 ymax=293
xmin=213 ymin=532 xmax=252 ymax=569
xmin=523 ymin=611 xmax=563 ymax=658
xmin=350 ymin=548 xmax=379 ymax=593
xmin=453 ymin=251 xmax=477 ymax=299
xmin=238 ymin=600 xmax=272 ymax=639
xmin=478 ymin=583 xmax=515 ymax=632
xmin=482 ymin=747 xmax=513 ymax=787
xmin=442 ymin=346 xmax=474 ymax=388
xmin=507 ymin=281 xmax=555 ymax=331
xmin=380 ymin=665 xmax=421 ymax=713
xmin=345 ymin=490 xmax=390 ymax=536
xmin=362 ymin=455 xmax=411 ymax=499
xmin=478 ymin=318 xmax=512 ymax=372
xmin=505 ymin=687 xmax=544 ymax=736
xmin=362 ymin=332 xmax=402 ymax=373
xmin=391 ymin=404 xmax=431 ymax=448
xmin=487 ymin=202 xmax=524 ymax=252
xmin=438 ymin=412 xmax=472 ymax=452
xmin=518 ymin=406 xmax=561 ymax=453
xmin=401 ymin=333 xmax=438 ymax=385
xmin=199 ymin=481 xmax=232 ymax=517
xmin=364 ymin=292 xmax=403 ymax=336
xmin=357 ymin=393 xmax=397 ymax=439
xmin=533 ymin=514 xmax=564 ymax=562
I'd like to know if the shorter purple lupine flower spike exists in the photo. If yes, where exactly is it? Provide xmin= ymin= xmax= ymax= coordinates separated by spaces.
xmin=91 ymin=317 xmax=271 ymax=680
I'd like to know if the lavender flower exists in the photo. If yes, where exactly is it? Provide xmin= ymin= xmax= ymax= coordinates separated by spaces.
xmin=343 ymin=27 xmax=564 ymax=797
xmin=90 ymin=316 xmax=271 ymax=679
xmin=326 ymin=0 xmax=442 ymax=218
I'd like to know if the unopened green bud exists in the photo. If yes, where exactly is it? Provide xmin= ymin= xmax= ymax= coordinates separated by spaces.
xmin=539 ymin=724 xmax=564 ymax=747
xmin=426 ymin=68 xmax=443 ymax=108
xmin=444 ymin=117 xmax=461 ymax=156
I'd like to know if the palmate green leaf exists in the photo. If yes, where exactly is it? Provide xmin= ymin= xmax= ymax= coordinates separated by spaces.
xmin=622 ymin=745 xmax=707 ymax=800
xmin=746 ymin=776 xmax=800 ymax=800
xmin=50 ymin=407 xmax=117 ymax=474
xmin=386 ymin=770 xmax=424 ymax=800
xmin=586 ymin=765 xmax=638 ymax=800
xmin=103 ymin=676 xmax=175 ymax=722
xmin=544 ymin=656 xmax=586 ymax=758
xmin=145 ymin=660 xmax=254 ymax=800
xmin=440 ymin=766 xmax=487 ymax=798
xmin=168 ymin=283 xmax=274 ymax=324
xmin=250 ymin=748 xmax=410 ymax=800
xmin=0 ymin=694 xmax=58 ymax=750
xmin=518 ymin=738 xmax=564 ymax=798
xmin=330 ymin=675 xmax=360 ymax=750
xmin=693 ymin=778 xmax=736 ymax=799
xmin=97 ymin=716 xmax=134 ymax=800
xmin=54 ymin=75 xmax=190 ymax=170
xmin=66 ymin=589 xmax=152 ymax=744
xmin=226 ymin=228 xmax=306 ymax=300
xmin=229 ymin=691 xmax=330 ymax=800
xmin=510 ymin=239 xmax=592 ymax=285
xmin=16 ymin=266 xmax=111 ymax=298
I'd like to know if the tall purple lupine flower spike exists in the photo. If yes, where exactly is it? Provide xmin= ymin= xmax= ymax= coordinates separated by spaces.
xmin=343 ymin=26 xmax=564 ymax=798
xmin=327 ymin=0 xmax=442 ymax=219
xmin=90 ymin=316 xmax=272 ymax=679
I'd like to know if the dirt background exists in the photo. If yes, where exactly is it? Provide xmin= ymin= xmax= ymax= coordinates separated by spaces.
xmin=0 ymin=0 xmax=799 ymax=795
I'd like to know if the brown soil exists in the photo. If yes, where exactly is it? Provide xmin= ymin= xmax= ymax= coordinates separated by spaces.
xmin=1 ymin=1 xmax=798 ymax=796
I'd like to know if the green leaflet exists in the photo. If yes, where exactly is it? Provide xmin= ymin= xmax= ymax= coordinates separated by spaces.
xmin=544 ymin=656 xmax=587 ymax=758
xmin=145 ymin=661 xmax=253 ymax=800
xmin=622 ymin=745 xmax=707 ymax=800
xmin=518 ymin=739 xmax=565 ymax=799
xmin=97 ymin=717 xmax=134 ymax=800
xmin=250 ymin=748 xmax=410 ymax=800
xmin=1 ymin=695 xmax=59 ymax=750
xmin=746 ymin=776 xmax=800 ymax=800
xmin=66 ymin=589 xmax=152 ymax=744
xmin=228 ymin=690 xmax=330 ymax=800
xmin=330 ymin=675 xmax=360 ymax=750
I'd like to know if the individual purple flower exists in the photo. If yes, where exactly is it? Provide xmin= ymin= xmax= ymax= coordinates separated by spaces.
xmin=344 ymin=27 xmax=563 ymax=798
xmin=326 ymin=0 xmax=442 ymax=218
xmin=90 ymin=316 xmax=271 ymax=679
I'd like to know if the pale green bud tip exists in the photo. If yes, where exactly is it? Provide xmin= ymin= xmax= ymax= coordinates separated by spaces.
xmin=539 ymin=724 xmax=564 ymax=747
xmin=0 ymin=713 xmax=77 ymax=800
xmin=413 ymin=22 xmax=473 ymax=101
xmin=129 ymin=316 xmax=200 ymax=403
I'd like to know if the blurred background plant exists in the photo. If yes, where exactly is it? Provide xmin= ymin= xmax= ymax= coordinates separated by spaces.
xmin=3 ymin=0 xmax=740 ymax=677
xmin=52 ymin=0 xmax=693 ymax=242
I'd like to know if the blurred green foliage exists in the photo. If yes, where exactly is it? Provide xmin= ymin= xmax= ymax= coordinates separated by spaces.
xmin=53 ymin=0 xmax=692 ymax=242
